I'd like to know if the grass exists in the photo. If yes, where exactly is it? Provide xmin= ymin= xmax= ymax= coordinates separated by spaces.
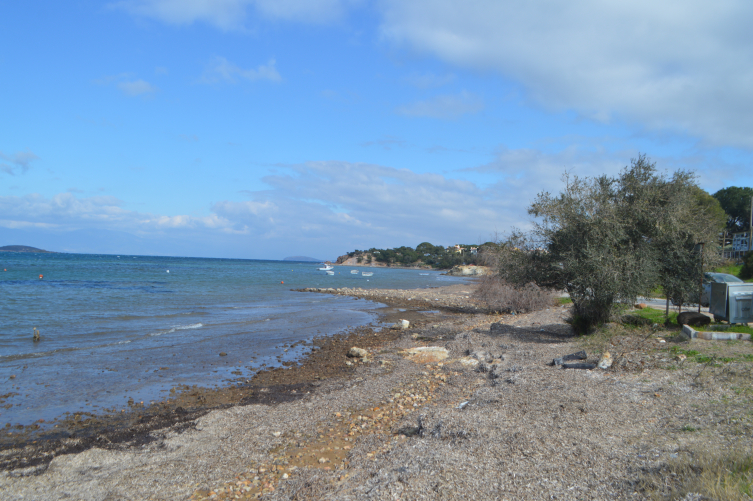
xmin=645 ymin=449 xmax=753 ymax=500
xmin=629 ymin=307 xmax=679 ymax=326
xmin=557 ymin=296 xmax=573 ymax=305
xmin=715 ymin=263 xmax=744 ymax=276
xmin=628 ymin=307 xmax=753 ymax=336
xmin=712 ymin=262 xmax=753 ymax=282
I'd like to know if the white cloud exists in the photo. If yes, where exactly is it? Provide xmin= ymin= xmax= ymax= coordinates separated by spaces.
xmin=7 ymin=151 xmax=745 ymax=258
xmin=117 ymin=79 xmax=158 ymax=96
xmin=113 ymin=0 xmax=250 ymax=30
xmin=379 ymin=0 xmax=753 ymax=148
xmin=0 ymin=150 xmax=39 ymax=175
xmin=214 ymin=161 xmax=518 ymax=248
xmin=202 ymin=56 xmax=282 ymax=83
xmin=396 ymin=91 xmax=483 ymax=119
xmin=113 ymin=0 xmax=359 ymax=29
xmin=404 ymin=72 xmax=455 ymax=89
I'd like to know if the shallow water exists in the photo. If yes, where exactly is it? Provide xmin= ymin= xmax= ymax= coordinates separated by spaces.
xmin=0 ymin=253 xmax=465 ymax=427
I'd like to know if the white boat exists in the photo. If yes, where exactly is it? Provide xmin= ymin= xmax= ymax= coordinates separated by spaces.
xmin=350 ymin=270 xmax=359 ymax=274
xmin=362 ymin=271 xmax=374 ymax=277
xmin=326 ymin=270 xmax=335 ymax=275
xmin=318 ymin=265 xmax=334 ymax=271
xmin=419 ymin=273 xmax=430 ymax=275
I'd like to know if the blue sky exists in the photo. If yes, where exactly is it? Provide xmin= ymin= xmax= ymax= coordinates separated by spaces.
xmin=2 ymin=0 xmax=752 ymax=260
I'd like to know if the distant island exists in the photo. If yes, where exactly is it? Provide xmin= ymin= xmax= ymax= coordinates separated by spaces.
xmin=283 ymin=256 xmax=323 ymax=262
xmin=0 ymin=245 xmax=53 ymax=253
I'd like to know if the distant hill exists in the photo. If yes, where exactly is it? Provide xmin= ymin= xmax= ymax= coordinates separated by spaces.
xmin=0 ymin=245 xmax=53 ymax=253
xmin=283 ymin=256 xmax=323 ymax=262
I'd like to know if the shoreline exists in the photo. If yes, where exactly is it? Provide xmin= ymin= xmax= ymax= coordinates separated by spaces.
xmin=4 ymin=284 xmax=748 ymax=500
xmin=0 ymin=284 xmax=480 ymax=472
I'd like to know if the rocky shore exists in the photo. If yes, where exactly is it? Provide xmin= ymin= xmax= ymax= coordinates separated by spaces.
xmin=293 ymin=284 xmax=484 ymax=312
xmin=2 ymin=285 xmax=752 ymax=500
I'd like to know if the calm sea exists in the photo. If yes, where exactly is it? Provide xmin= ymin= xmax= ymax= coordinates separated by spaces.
xmin=0 ymin=252 xmax=465 ymax=427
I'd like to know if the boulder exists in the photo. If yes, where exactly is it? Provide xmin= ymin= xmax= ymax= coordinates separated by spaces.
xmin=676 ymin=312 xmax=711 ymax=327
xmin=597 ymin=351 xmax=613 ymax=369
xmin=347 ymin=347 xmax=368 ymax=358
xmin=393 ymin=319 xmax=410 ymax=330
xmin=401 ymin=346 xmax=449 ymax=364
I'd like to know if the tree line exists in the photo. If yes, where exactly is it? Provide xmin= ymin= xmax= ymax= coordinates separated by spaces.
xmin=344 ymin=242 xmax=498 ymax=269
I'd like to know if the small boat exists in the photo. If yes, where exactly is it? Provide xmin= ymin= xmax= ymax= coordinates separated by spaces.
xmin=362 ymin=271 xmax=374 ymax=277
xmin=326 ymin=270 xmax=335 ymax=275
xmin=419 ymin=273 xmax=430 ymax=276
xmin=350 ymin=270 xmax=359 ymax=274
xmin=318 ymin=265 xmax=334 ymax=271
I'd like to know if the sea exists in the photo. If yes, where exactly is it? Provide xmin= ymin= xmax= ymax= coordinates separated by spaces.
xmin=0 ymin=252 xmax=467 ymax=428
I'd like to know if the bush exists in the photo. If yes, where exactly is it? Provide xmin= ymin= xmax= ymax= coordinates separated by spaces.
xmin=474 ymin=276 xmax=556 ymax=314
xmin=740 ymin=251 xmax=753 ymax=280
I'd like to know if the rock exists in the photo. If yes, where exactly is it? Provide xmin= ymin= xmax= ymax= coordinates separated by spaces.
xmin=458 ymin=357 xmax=479 ymax=367
xmin=347 ymin=347 xmax=368 ymax=358
xmin=445 ymin=265 xmax=490 ymax=276
xmin=470 ymin=350 xmax=492 ymax=362
xmin=489 ymin=322 xmax=511 ymax=335
xmin=677 ymin=311 xmax=711 ymax=327
xmin=272 ymin=431 xmax=281 ymax=437
xmin=401 ymin=346 xmax=449 ymax=364
xmin=597 ymin=351 xmax=613 ymax=369
xmin=393 ymin=319 xmax=410 ymax=330
xmin=634 ymin=303 xmax=648 ymax=309
xmin=562 ymin=363 xmax=597 ymax=370
xmin=675 ymin=354 xmax=687 ymax=362
xmin=550 ymin=350 xmax=587 ymax=366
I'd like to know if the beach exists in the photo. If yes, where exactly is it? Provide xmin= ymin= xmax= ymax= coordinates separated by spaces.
xmin=2 ymin=284 xmax=753 ymax=500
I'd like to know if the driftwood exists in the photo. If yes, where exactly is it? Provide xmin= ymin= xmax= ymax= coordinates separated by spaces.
xmin=550 ymin=350 xmax=587 ymax=366
xmin=562 ymin=363 xmax=597 ymax=370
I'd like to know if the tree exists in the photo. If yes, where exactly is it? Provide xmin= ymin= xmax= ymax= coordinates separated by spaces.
xmin=712 ymin=187 xmax=753 ymax=233
xmin=493 ymin=155 xmax=723 ymax=332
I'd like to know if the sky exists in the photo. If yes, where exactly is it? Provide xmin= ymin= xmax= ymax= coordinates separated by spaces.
xmin=1 ymin=0 xmax=752 ymax=260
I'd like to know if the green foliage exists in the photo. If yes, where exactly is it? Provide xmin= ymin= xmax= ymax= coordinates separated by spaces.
xmin=713 ymin=186 xmax=753 ymax=233
xmin=345 ymin=242 xmax=482 ymax=269
xmin=493 ymin=154 xmax=722 ymax=333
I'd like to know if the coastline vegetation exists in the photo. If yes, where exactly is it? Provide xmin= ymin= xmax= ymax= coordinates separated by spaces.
xmin=342 ymin=242 xmax=498 ymax=269
xmin=483 ymin=154 xmax=727 ymax=333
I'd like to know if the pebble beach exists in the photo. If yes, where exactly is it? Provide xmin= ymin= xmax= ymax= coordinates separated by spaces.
xmin=2 ymin=283 xmax=752 ymax=500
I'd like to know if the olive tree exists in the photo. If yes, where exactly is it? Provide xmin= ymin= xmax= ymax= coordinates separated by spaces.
xmin=494 ymin=155 xmax=723 ymax=332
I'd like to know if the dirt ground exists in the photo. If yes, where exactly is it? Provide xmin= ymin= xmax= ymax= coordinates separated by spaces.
xmin=1 ymin=286 xmax=752 ymax=500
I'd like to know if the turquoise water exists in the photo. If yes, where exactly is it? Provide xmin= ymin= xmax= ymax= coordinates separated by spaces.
xmin=0 ymin=252 xmax=464 ymax=427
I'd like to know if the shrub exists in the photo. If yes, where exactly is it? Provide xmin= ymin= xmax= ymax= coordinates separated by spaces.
xmin=474 ymin=275 xmax=556 ymax=314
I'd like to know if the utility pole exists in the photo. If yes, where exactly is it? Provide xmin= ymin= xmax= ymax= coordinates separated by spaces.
xmin=698 ymin=242 xmax=704 ymax=314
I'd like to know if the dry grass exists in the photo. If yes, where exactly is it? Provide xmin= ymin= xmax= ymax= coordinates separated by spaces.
xmin=473 ymin=276 xmax=557 ymax=314
xmin=642 ymin=447 xmax=753 ymax=500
